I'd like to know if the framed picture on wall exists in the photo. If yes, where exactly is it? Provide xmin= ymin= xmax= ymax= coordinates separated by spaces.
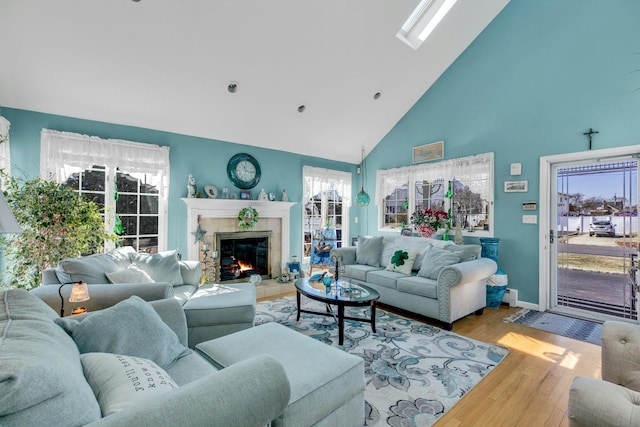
xmin=413 ymin=141 xmax=444 ymax=163
xmin=504 ymin=180 xmax=528 ymax=192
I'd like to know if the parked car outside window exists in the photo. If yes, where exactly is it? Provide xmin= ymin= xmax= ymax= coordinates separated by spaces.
xmin=589 ymin=220 xmax=616 ymax=237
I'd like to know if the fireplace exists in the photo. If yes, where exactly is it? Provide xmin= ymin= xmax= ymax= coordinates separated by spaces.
xmin=182 ymin=199 xmax=295 ymax=285
xmin=216 ymin=231 xmax=271 ymax=282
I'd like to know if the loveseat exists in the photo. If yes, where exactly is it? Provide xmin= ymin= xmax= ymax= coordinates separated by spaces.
xmin=568 ymin=321 xmax=640 ymax=426
xmin=0 ymin=289 xmax=290 ymax=426
xmin=331 ymin=235 xmax=498 ymax=330
xmin=31 ymin=246 xmax=257 ymax=347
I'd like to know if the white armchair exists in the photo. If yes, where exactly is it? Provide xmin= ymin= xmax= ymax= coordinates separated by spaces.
xmin=568 ymin=320 xmax=640 ymax=426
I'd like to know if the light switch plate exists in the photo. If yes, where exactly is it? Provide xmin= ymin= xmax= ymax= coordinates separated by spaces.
xmin=510 ymin=163 xmax=522 ymax=176
xmin=522 ymin=214 xmax=537 ymax=224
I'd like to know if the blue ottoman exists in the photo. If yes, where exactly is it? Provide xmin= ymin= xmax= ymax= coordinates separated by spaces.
xmin=196 ymin=322 xmax=365 ymax=427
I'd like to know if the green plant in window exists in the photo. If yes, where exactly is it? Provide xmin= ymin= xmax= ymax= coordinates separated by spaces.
xmin=0 ymin=173 xmax=117 ymax=289
xmin=391 ymin=250 xmax=409 ymax=267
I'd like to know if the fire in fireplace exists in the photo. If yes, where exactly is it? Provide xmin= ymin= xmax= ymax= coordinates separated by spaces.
xmin=216 ymin=231 xmax=271 ymax=282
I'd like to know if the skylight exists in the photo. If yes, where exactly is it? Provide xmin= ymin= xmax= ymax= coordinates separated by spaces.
xmin=396 ymin=0 xmax=459 ymax=50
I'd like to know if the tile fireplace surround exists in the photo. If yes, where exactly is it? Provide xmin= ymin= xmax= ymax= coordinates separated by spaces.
xmin=182 ymin=198 xmax=297 ymax=283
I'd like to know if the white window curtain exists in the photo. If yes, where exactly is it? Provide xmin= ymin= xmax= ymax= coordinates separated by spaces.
xmin=40 ymin=129 xmax=170 ymax=250
xmin=375 ymin=152 xmax=494 ymax=234
xmin=375 ymin=167 xmax=410 ymax=204
xmin=302 ymin=165 xmax=352 ymax=256
xmin=0 ymin=116 xmax=11 ymax=176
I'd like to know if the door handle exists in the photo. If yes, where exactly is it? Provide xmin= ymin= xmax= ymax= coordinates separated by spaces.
xmin=549 ymin=229 xmax=555 ymax=244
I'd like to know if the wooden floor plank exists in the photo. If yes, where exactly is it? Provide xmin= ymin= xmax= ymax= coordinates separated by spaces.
xmin=257 ymin=291 xmax=602 ymax=426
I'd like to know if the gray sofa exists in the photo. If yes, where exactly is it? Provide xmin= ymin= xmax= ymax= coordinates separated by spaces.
xmin=332 ymin=235 xmax=498 ymax=329
xmin=568 ymin=321 xmax=640 ymax=426
xmin=0 ymin=288 xmax=290 ymax=426
xmin=31 ymin=246 xmax=257 ymax=347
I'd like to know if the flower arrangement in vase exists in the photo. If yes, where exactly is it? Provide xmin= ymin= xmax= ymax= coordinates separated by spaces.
xmin=410 ymin=207 xmax=450 ymax=238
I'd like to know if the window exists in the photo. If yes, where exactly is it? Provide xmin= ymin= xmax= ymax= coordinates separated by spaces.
xmin=41 ymin=129 xmax=169 ymax=253
xmin=0 ymin=116 xmax=11 ymax=176
xmin=302 ymin=166 xmax=351 ymax=264
xmin=376 ymin=152 xmax=494 ymax=235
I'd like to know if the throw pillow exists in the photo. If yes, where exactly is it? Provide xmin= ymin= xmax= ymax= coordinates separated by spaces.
xmin=385 ymin=249 xmax=418 ymax=275
xmin=105 ymin=264 xmax=155 ymax=284
xmin=418 ymin=246 xmax=461 ymax=280
xmin=446 ymin=244 xmax=482 ymax=262
xmin=131 ymin=250 xmax=183 ymax=285
xmin=0 ymin=289 xmax=101 ymax=426
xmin=81 ymin=353 xmax=179 ymax=416
xmin=356 ymin=236 xmax=383 ymax=267
xmin=55 ymin=296 xmax=190 ymax=369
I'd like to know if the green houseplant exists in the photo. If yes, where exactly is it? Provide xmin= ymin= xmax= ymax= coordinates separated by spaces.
xmin=0 ymin=173 xmax=117 ymax=289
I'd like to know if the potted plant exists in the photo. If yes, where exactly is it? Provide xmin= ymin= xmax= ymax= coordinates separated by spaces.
xmin=410 ymin=207 xmax=450 ymax=238
xmin=0 ymin=173 xmax=117 ymax=289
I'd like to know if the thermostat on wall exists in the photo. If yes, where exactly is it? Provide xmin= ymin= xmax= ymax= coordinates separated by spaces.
xmin=522 ymin=201 xmax=537 ymax=210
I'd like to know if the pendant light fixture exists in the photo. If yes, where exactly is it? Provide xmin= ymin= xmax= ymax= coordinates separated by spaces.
xmin=356 ymin=146 xmax=370 ymax=207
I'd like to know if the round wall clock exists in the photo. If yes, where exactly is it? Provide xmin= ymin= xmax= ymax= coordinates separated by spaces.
xmin=227 ymin=153 xmax=261 ymax=189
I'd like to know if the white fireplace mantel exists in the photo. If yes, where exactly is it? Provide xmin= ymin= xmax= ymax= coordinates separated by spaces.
xmin=182 ymin=198 xmax=297 ymax=262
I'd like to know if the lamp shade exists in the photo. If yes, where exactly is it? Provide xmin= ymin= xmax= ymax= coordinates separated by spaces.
xmin=356 ymin=146 xmax=370 ymax=207
xmin=356 ymin=188 xmax=370 ymax=207
xmin=0 ymin=192 xmax=22 ymax=234
xmin=69 ymin=281 xmax=90 ymax=303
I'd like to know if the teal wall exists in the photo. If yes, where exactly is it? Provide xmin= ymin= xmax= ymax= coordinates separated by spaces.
xmin=3 ymin=0 xmax=640 ymax=304
xmin=361 ymin=0 xmax=640 ymax=304
xmin=0 ymin=108 xmax=355 ymax=260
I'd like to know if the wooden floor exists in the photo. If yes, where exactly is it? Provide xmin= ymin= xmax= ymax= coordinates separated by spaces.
xmin=259 ymin=292 xmax=601 ymax=427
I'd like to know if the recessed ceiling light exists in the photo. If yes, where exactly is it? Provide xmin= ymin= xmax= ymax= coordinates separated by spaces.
xmin=298 ymin=105 xmax=306 ymax=113
xmin=227 ymin=82 xmax=238 ymax=93
xmin=373 ymin=92 xmax=381 ymax=100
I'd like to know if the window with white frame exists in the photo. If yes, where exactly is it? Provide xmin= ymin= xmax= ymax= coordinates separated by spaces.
xmin=302 ymin=166 xmax=351 ymax=262
xmin=376 ymin=152 xmax=494 ymax=234
xmin=40 ymin=129 xmax=169 ymax=253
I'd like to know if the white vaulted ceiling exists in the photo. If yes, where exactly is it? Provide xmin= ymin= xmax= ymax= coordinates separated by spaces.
xmin=0 ymin=0 xmax=509 ymax=163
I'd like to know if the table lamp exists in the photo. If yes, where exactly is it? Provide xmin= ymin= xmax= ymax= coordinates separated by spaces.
xmin=0 ymin=192 xmax=22 ymax=234
xmin=58 ymin=281 xmax=90 ymax=317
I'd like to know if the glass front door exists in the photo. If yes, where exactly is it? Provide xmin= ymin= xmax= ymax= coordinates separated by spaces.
xmin=551 ymin=157 xmax=638 ymax=321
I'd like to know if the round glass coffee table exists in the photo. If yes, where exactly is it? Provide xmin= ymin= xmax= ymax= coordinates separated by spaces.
xmin=295 ymin=278 xmax=380 ymax=345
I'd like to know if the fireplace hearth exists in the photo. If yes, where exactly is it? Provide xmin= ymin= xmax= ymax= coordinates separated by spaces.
xmin=217 ymin=231 xmax=272 ymax=282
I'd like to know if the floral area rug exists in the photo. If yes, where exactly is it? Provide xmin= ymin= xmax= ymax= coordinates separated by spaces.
xmin=255 ymin=296 xmax=509 ymax=427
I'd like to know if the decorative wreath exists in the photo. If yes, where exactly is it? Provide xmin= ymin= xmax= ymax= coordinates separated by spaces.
xmin=238 ymin=206 xmax=259 ymax=230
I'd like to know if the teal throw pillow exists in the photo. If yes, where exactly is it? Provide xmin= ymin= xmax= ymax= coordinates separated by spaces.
xmin=418 ymin=246 xmax=461 ymax=279
xmin=131 ymin=250 xmax=183 ymax=285
xmin=55 ymin=296 xmax=190 ymax=369
xmin=356 ymin=236 xmax=384 ymax=267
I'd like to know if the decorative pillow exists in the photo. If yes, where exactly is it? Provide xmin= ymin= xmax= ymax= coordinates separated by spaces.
xmin=356 ymin=236 xmax=384 ymax=267
xmin=418 ymin=246 xmax=461 ymax=279
xmin=55 ymin=247 xmax=138 ymax=284
xmin=131 ymin=250 xmax=183 ymax=285
xmin=81 ymin=353 xmax=179 ymax=416
xmin=446 ymin=244 xmax=482 ymax=262
xmin=105 ymin=264 xmax=154 ymax=284
xmin=56 ymin=253 xmax=121 ymax=284
xmin=385 ymin=249 xmax=418 ymax=275
xmin=55 ymin=296 xmax=190 ymax=369
xmin=0 ymin=289 xmax=101 ymax=425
